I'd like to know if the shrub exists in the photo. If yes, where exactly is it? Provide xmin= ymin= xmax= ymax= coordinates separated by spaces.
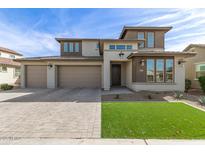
xmin=0 ymin=84 xmax=13 ymax=90
xmin=185 ymin=79 xmax=192 ymax=93
xmin=147 ymin=94 xmax=152 ymax=100
xmin=199 ymin=96 xmax=205 ymax=105
xmin=174 ymin=91 xmax=183 ymax=100
xmin=198 ymin=76 xmax=205 ymax=93
xmin=114 ymin=94 xmax=120 ymax=99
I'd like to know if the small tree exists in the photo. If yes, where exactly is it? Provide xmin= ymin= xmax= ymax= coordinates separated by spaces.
xmin=185 ymin=79 xmax=192 ymax=93
xmin=198 ymin=76 xmax=205 ymax=93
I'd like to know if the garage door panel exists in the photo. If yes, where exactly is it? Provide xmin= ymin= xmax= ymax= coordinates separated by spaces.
xmin=26 ymin=66 xmax=47 ymax=88
xmin=58 ymin=66 xmax=101 ymax=88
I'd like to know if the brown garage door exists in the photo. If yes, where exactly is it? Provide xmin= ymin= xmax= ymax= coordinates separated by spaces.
xmin=26 ymin=65 xmax=47 ymax=88
xmin=58 ymin=66 xmax=101 ymax=88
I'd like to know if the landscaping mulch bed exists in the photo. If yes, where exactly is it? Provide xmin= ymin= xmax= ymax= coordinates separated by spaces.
xmin=101 ymin=91 xmax=174 ymax=101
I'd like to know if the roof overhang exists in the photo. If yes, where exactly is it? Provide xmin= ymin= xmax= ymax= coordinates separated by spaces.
xmin=183 ymin=44 xmax=205 ymax=52
xmin=119 ymin=26 xmax=172 ymax=39
xmin=0 ymin=57 xmax=21 ymax=66
xmin=127 ymin=51 xmax=197 ymax=59
xmin=55 ymin=38 xmax=100 ymax=42
xmin=14 ymin=56 xmax=103 ymax=62
xmin=0 ymin=47 xmax=23 ymax=56
xmin=55 ymin=38 xmax=144 ymax=43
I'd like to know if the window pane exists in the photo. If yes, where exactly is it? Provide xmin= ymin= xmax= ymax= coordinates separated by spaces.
xmin=75 ymin=43 xmax=79 ymax=52
xmin=69 ymin=42 xmax=74 ymax=52
xmin=10 ymin=55 xmax=15 ymax=59
xmin=147 ymin=32 xmax=154 ymax=48
xmin=147 ymin=59 xmax=155 ymax=82
xmin=116 ymin=45 xmax=126 ymax=50
xmin=14 ymin=68 xmax=20 ymax=77
xmin=109 ymin=45 xmax=115 ymax=50
xmin=196 ymin=64 xmax=205 ymax=78
xmin=166 ymin=59 xmax=173 ymax=82
xmin=156 ymin=59 xmax=164 ymax=82
xmin=196 ymin=71 xmax=205 ymax=78
xmin=138 ymin=42 xmax=144 ymax=48
xmin=96 ymin=43 xmax=99 ymax=49
xmin=64 ymin=42 xmax=69 ymax=52
xmin=127 ymin=45 xmax=132 ymax=50
xmin=1 ymin=66 xmax=7 ymax=72
xmin=137 ymin=32 xmax=144 ymax=40
xmin=200 ymin=65 xmax=205 ymax=71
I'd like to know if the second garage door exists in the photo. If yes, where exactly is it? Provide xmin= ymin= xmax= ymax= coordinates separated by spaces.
xmin=58 ymin=66 xmax=101 ymax=88
xmin=26 ymin=65 xmax=47 ymax=88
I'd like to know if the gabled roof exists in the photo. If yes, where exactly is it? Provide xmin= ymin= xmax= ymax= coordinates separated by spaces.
xmin=0 ymin=47 xmax=23 ymax=56
xmin=0 ymin=57 xmax=21 ymax=66
xmin=183 ymin=44 xmax=205 ymax=52
xmin=119 ymin=26 xmax=172 ymax=39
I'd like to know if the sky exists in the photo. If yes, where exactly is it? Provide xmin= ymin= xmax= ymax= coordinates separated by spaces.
xmin=0 ymin=8 xmax=205 ymax=57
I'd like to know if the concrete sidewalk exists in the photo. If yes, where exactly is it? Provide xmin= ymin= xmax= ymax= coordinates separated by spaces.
xmin=0 ymin=138 xmax=205 ymax=145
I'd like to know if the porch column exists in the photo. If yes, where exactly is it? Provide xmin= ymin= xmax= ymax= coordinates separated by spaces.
xmin=20 ymin=64 xmax=26 ymax=88
xmin=103 ymin=60 xmax=110 ymax=90
xmin=47 ymin=64 xmax=56 ymax=88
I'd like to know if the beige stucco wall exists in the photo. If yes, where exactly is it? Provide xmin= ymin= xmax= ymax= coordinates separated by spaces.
xmin=0 ymin=52 xmax=22 ymax=59
xmin=0 ymin=52 xmax=22 ymax=85
xmin=184 ymin=47 xmax=205 ymax=89
xmin=0 ymin=66 xmax=20 ymax=85
xmin=82 ymin=40 xmax=100 ymax=57
xmin=126 ymin=56 xmax=185 ymax=92
xmin=103 ymin=50 xmax=133 ymax=90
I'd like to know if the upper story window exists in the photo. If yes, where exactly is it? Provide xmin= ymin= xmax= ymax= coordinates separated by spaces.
xmin=10 ymin=55 xmax=15 ymax=59
xmin=96 ymin=43 xmax=99 ymax=49
xmin=116 ymin=45 xmax=126 ymax=50
xmin=196 ymin=63 xmax=205 ymax=79
xmin=75 ymin=42 xmax=79 ymax=52
xmin=14 ymin=68 xmax=20 ymax=78
xmin=109 ymin=44 xmax=133 ymax=50
xmin=138 ymin=42 xmax=145 ymax=48
xmin=126 ymin=45 xmax=132 ymax=50
xmin=64 ymin=42 xmax=80 ymax=52
xmin=109 ymin=45 xmax=115 ymax=50
xmin=147 ymin=32 xmax=154 ymax=48
xmin=64 ymin=43 xmax=69 ymax=52
xmin=0 ymin=65 xmax=7 ymax=73
xmin=137 ymin=32 xmax=145 ymax=40
xmin=69 ymin=42 xmax=74 ymax=52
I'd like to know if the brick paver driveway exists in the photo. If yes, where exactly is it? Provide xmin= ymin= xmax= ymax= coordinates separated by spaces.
xmin=0 ymin=88 xmax=101 ymax=139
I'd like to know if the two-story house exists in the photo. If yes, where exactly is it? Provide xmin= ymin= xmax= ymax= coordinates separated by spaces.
xmin=16 ymin=26 xmax=196 ymax=91
xmin=0 ymin=47 xmax=23 ymax=85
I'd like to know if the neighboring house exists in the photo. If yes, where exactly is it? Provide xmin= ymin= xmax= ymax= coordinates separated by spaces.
xmin=183 ymin=44 xmax=205 ymax=89
xmin=16 ymin=26 xmax=195 ymax=91
xmin=0 ymin=47 xmax=23 ymax=85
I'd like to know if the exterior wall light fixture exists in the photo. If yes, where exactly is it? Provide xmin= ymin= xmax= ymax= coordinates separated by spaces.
xmin=119 ymin=50 xmax=124 ymax=57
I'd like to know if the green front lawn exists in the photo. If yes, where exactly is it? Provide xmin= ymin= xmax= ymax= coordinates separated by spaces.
xmin=102 ymin=102 xmax=205 ymax=139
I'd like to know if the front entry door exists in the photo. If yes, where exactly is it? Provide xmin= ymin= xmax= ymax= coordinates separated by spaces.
xmin=112 ymin=64 xmax=121 ymax=86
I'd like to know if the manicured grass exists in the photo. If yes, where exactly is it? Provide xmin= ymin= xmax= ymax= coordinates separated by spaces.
xmin=102 ymin=102 xmax=205 ymax=139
